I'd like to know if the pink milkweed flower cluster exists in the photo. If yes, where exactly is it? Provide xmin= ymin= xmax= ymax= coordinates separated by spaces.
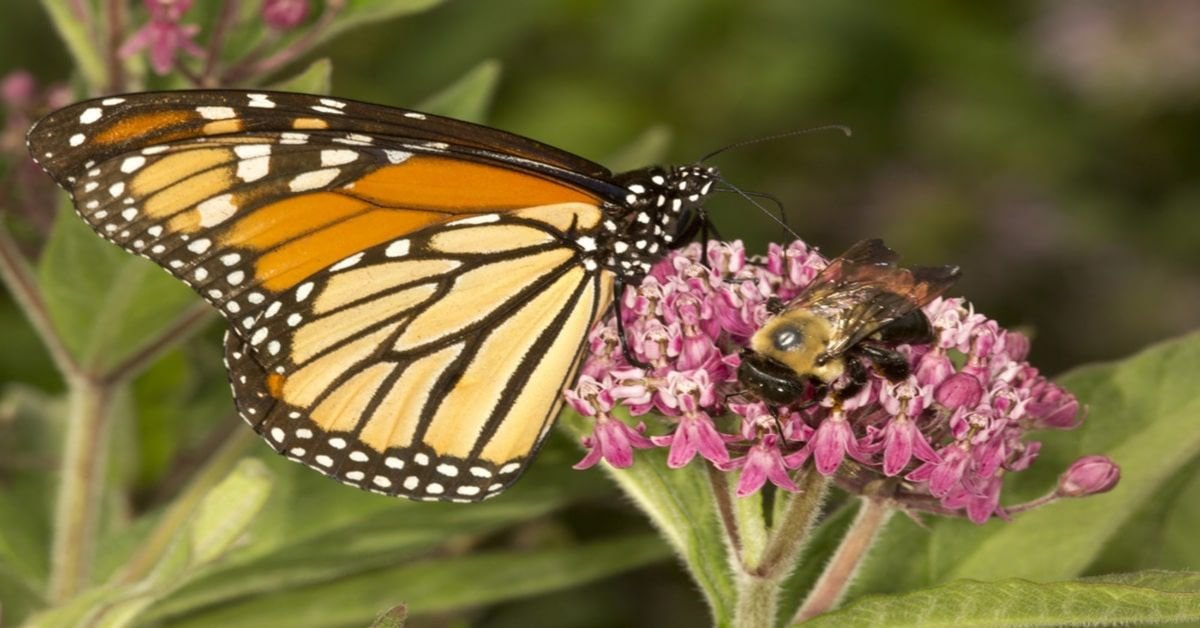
xmin=567 ymin=239 xmax=1118 ymax=524
xmin=120 ymin=0 xmax=205 ymax=75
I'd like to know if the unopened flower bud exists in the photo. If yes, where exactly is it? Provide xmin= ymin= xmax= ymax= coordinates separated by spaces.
xmin=1057 ymin=455 xmax=1120 ymax=497
xmin=934 ymin=372 xmax=983 ymax=409
xmin=263 ymin=0 xmax=310 ymax=30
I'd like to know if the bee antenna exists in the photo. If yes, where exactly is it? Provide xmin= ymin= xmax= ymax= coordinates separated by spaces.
xmin=698 ymin=124 xmax=852 ymax=164
xmin=715 ymin=178 xmax=802 ymax=241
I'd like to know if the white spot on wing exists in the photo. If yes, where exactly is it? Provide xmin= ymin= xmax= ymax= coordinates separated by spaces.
xmin=385 ymin=239 xmax=410 ymax=257
xmin=197 ymin=106 xmax=236 ymax=120
xmin=448 ymin=214 xmax=499 ymax=226
xmin=247 ymin=93 xmax=275 ymax=108
xmin=329 ymin=252 xmax=363 ymax=271
xmin=385 ymin=150 xmax=412 ymax=164
xmin=288 ymin=168 xmax=340 ymax=192
xmin=236 ymin=156 xmax=269 ymax=182
xmin=79 ymin=108 xmax=103 ymax=124
xmin=499 ymin=462 xmax=521 ymax=474
xmin=321 ymin=149 xmax=358 ymax=167
xmin=198 ymin=194 xmax=237 ymax=227
xmin=295 ymin=282 xmax=314 ymax=301
xmin=120 ymin=156 xmax=146 ymax=173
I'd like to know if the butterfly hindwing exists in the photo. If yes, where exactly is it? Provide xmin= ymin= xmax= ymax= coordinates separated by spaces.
xmin=226 ymin=208 xmax=615 ymax=501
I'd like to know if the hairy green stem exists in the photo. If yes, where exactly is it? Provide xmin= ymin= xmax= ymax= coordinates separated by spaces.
xmin=114 ymin=427 xmax=257 ymax=585
xmin=791 ymin=497 xmax=893 ymax=624
xmin=757 ymin=470 xmax=829 ymax=579
xmin=707 ymin=465 xmax=742 ymax=557
xmin=731 ymin=470 xmax=829 ymax=627
xmin=734 ymin=570 xmax=779 ymax=628
xmin=48 ymin=374 xmax=115 ymax=603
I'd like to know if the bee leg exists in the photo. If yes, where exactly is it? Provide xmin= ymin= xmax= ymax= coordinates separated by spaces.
xmin=766 ymin=296 xmax=786 ymax=315
xmin=613 ymin=277 xmax=652 ymax=369
xmin=834 ymin=356 xmax=870 ymax=400
xmin=857 ymin=343 xmax=912 ymax=381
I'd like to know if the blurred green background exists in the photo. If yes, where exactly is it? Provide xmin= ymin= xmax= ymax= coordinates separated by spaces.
xmin=2 ymin=1 xmax=1198 ymax=626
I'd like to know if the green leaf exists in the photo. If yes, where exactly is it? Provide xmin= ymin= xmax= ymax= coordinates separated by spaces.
xmin=370 ymin=604 xmax=408 ymax=628
xmin=803 ymin=571 xmax=1200 ymax=627
xmin=270 ymin=58 xmax=334 ymax=95
xmin=38 ymin=206 xmax=203 ymax=374
xmin=156 ymin=535 xmax=671 ymax=628
xmin=416 ymin=59 xmax=502 ymax=123
xmin=0 ymin=561 xmax=45 ymax=626
xmin=315 ymin=0 xmax=448 ymax=48
xmin=560 ymin=410 xmax=735 ymax=624
xmin=856 ymin=332 xmax=1200 ymax=593
xmin=37 ymin=0 xmax=105 ymax=89
xmin=29 ymin=460 xmax=275 ymax=628
xmin=1089 ymin=456 xmax=1200 ymax=573
xmin=144 ymin=439 xmax=614 ymax=619
xmin=185 ymin=458 xmax=274 ymax=567
xmin=0 ymin=385 xmax=59 ymax=588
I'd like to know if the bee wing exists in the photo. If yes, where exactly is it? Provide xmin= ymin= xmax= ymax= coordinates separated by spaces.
xmin=789 ymin=239 xmax=960 ymax=357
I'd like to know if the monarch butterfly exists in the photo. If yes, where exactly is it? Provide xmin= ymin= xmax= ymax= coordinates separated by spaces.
xmin=27 ymin=90 xmax=719 ymax=502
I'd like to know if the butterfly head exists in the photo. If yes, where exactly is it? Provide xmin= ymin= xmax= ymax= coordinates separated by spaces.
xmin=601 ymin=164 xmax=719 ymax=277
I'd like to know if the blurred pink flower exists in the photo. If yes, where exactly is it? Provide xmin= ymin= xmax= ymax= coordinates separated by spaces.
xmin=263 ymin=0 xmax=311 ymax=30
xmin=120 ymin=0 xmax=203 ymax=75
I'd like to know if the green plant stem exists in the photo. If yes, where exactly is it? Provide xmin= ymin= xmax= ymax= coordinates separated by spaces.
xmin=103 ymin=0 xmax=126 ymax=93
xmin=0 ymin=221 xmax=80 ymax=378
xmin=791 ymin=497 xmax=893 ymax=624
xmin=757 ymin=469 xmax=829 ymax=578
xmin=707 ymin=465 xmax=742 ymax=557
xmin=113 ymin=427 xmax=258 ymax=585
xmin=734 ymin=570 xmax=779 ymax=628
xmin=104 ymin=302 xmax=214 ymax=383
xmin=48 ymin=374 xmax=115 ymax=603
xmin=731 ymin=469 xmax=829 ymax=628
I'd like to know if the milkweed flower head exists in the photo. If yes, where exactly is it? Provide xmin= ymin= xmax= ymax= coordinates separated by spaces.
xmin=568 ymin=239 xmax=1117 ymax=523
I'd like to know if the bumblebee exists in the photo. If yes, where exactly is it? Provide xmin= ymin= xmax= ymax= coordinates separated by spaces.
xmin=738 ymin=239 xmax=961 ymax=405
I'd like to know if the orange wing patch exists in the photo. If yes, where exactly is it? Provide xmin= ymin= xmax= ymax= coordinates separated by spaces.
xmin=349 ymin=156 xmax=599 ymax=210
xmin=93 ymin=109 xmax=197 ymax=145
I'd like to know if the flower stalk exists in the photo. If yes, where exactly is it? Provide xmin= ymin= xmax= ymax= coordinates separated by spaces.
xmin=792 ymin=497 xmax=893 ymax=623
xmin=48 ymin=373 xmax=115 ymax=603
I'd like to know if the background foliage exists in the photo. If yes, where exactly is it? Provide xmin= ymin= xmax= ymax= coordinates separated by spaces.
xmin=1 ymin=1 xmax=1198 ymax=626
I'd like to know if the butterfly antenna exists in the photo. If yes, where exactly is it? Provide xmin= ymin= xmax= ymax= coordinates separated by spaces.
xmin=717 ymin=179 xmax=802 ymax=241
xmin=698 ymin=124 xmax=852 ymax=164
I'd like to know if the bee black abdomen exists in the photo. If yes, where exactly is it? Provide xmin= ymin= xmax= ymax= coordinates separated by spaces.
xmin=856 ymin=344 xmax=913 ymax=381
xmin=874 ymin=310 xmax=935 ymax=345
